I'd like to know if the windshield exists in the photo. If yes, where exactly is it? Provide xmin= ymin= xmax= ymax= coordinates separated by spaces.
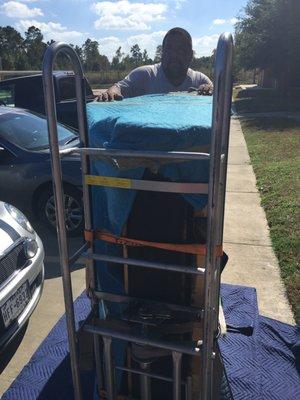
xmin=0 ymin=111 xmax=77 ymax=150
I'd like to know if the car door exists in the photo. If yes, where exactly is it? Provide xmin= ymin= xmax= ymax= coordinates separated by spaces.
xmin=0 ymin=141 xmax=41 ymax=214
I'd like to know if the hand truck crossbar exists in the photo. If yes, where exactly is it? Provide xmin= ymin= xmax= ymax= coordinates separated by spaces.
xmin=81 ymin=252 xmax=205 ymax=275
xmin=59 ymin=147 xmax=211 ymax=161
xmin=83 ymin=315 xmax=202 ymax=356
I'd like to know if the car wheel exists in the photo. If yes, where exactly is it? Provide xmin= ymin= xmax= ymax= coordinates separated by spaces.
xmin=38 ymin=185 xmax=83 ymax=236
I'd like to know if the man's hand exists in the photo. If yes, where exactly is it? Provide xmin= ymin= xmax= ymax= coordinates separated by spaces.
xmin=188 ymin=83 xmax=213 ymax=96
xmin=96 ymin=85 xmax=123 ymax=102
xmin=197 ymin=83 xmax=213 ymax=96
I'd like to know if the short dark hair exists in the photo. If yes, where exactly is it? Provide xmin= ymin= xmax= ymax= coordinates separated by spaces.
xmin=162 ymin=27 xmax=192 ymax=49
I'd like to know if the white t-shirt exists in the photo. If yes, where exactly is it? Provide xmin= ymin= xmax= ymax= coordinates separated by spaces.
xmin=115 ymin=63 xmax=212 ymax=98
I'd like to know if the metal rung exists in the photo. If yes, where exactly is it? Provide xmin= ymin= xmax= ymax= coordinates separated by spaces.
xmin=83 ymin=315 xmax=202 ymax=356
xmin=82 ymin=252 xmax=205 ymax=275
xmin=115 ymin=365 xmax=187 ymax=385
xmin=94 ymin=290 xmax=202 ymax=319
xmin=60 ymin=147 xmax=210 ymax=161
xmin=69 ymin=242 xmax=90 ymax=266
xmin=85 ymin=174 xmax=208 ymax=194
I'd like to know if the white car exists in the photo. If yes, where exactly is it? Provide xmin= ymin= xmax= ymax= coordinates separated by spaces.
xmin=0 ymin=202 xmax=44 ymax=352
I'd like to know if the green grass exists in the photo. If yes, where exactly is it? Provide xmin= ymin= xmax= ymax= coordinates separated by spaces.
xmin=238 ymin=115 xmax=300 ymax=321
xmin=0 ymin=90 xmax=10 ymax=99
xmin=233 ymin=87 xmax=300 ymax=114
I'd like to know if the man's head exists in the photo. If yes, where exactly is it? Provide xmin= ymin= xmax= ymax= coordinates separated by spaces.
xmin=161 ymin=27 xmax=193 ymax=85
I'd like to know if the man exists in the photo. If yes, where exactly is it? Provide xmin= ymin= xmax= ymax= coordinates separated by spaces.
xmin=98 ymin=27 xmax=213 ymax=101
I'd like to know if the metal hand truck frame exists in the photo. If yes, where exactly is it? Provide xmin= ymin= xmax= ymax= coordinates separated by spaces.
xmin=42 ymin=32 xmax=233 ymax=400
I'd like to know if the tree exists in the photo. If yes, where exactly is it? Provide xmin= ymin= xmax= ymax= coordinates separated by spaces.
xmin=0 ymin=26 xmax=27 ymax=70
xmin=119 ymin=54 xmax=132 ymax=71
xmin=98 ymin=54 xmax=110 ymax=71
xmin=154 ymin=45 xmax=162 ymax=63
xmin=24 ymin=26 xmax=46 ymax=69
xmin=191 ymin=53 xmax=214 ymax=79
xmin=234 ymin=0 xmax=299 ymax=91
xmin=142 ymin=49 xmax=152 ymax=65
xmin=82 ymin=38 xmax=110 ymax=71
xmin=111 ymin=46 xmax=124 ymax=70
xmin=73 ymin=45 xmax=83 ymax=63
xmin=130 ymin=44 xmax=142 ymax=67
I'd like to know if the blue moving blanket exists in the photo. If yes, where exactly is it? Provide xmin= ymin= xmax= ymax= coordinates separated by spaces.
xmin=87 ymin=93 xmax=212 ymax=236
xmin=3 ymin=285 xmax=299 ymax=400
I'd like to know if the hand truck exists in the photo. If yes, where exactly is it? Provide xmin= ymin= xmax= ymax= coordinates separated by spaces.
xmin=42 ymin=32 xmax=233 ymax=400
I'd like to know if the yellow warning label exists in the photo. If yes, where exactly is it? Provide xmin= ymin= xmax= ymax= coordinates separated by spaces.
xmin=85 ymin=175 xmax=131 ymax=189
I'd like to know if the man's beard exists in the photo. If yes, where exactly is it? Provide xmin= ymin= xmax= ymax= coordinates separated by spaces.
xmin=165 ymin=62 xmax=186 ymax=79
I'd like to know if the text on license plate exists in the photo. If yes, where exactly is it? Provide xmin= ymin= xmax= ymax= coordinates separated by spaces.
xmin=1 ymin=281 xmax=30 ymax=328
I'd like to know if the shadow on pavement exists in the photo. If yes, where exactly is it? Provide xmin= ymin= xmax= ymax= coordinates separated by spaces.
xmin=32 ymin=221 xmax=85 ymax=280
xmin=0 ymin=322 xmax=28 ymax=374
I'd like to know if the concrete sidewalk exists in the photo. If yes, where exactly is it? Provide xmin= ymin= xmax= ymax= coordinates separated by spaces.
xmin=222 ymin=118 xmax=294 ymax=325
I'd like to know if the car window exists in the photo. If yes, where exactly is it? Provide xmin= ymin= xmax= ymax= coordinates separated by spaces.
xmin=0 ymin=142 xmax=14 ymax=162
xmin=0 ymin=112 xmax=76 ymax=150
xmin=58 ymin=77 xmax=93 ymax=101
xmin=0 ymin=85 xmax=15 ymax=107
xmin=14 ymin=78 xmax=43 ymax=108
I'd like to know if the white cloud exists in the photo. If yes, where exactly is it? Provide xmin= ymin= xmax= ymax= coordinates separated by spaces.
xmin=16 ymin=19 xmax=86 ymax=43
xmin=212 ymin=18 xmax=226 ymax=25
xmin=0 ymin=1 xmax=43 ymax=18
xmin=193 ymin=34 xmax=219 ymax=57
xmin=98 ymin=30 xmax=166 ymax=60
xmin=230 ymin=17 xmax=238 ymax=25
xmin=212 ymin=17 xmax=238 ymax=26
xmin=91 ymin=1 xmax=167 ymax=31
xmin=98 ymin=36 xmax=122 ymax=58
xmin=127 ymin=30 xmax=166 ymax=55
xmin=98 ymin=31 xmax=218 ymax=61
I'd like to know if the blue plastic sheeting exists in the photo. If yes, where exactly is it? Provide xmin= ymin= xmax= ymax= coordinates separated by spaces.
xmin=87 ymin=93 xmax=212 ymax=236
xmin=3 ymin=284 xmax=299 ymax=400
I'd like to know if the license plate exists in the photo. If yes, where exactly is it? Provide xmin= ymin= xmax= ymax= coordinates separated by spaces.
xmin=1 ymin=281 xmax=30 ymax=328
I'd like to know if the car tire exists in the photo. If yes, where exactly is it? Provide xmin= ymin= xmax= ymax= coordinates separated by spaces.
xmin=37 ymin=185 xmax=83 ymax=236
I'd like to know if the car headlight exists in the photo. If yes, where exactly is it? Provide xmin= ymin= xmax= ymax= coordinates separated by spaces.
xmin=4 ymin=203 xmax=34 ymax=234
xmin=24 ymin=239 xmax=38 ymax=258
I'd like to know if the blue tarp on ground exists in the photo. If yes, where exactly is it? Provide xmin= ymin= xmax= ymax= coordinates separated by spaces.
xmin=2 ymin=284 xmax=299 ymax=400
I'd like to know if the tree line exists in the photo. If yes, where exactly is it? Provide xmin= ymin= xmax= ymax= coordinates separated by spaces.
xmin=0 ymin=25 xmax=213 ymax=78
xmin=234 ymin=0 xmax=300 ymax=90
xmin=2 ymin=0 xmax=298 ymax=90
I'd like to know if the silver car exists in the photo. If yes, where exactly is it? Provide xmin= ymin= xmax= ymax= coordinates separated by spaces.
xmin=0 ymin=201 xmax=44 ymax=352
xmin=0 ymin=106 xmax=82 ymax=236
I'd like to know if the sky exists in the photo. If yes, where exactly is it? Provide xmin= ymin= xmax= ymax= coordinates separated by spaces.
xmin=0 ymin=0 xmax=248 ymax=60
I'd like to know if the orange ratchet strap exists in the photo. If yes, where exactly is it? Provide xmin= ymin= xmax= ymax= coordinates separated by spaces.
xmin=84 ymin=230 xmax=223 ymax=257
